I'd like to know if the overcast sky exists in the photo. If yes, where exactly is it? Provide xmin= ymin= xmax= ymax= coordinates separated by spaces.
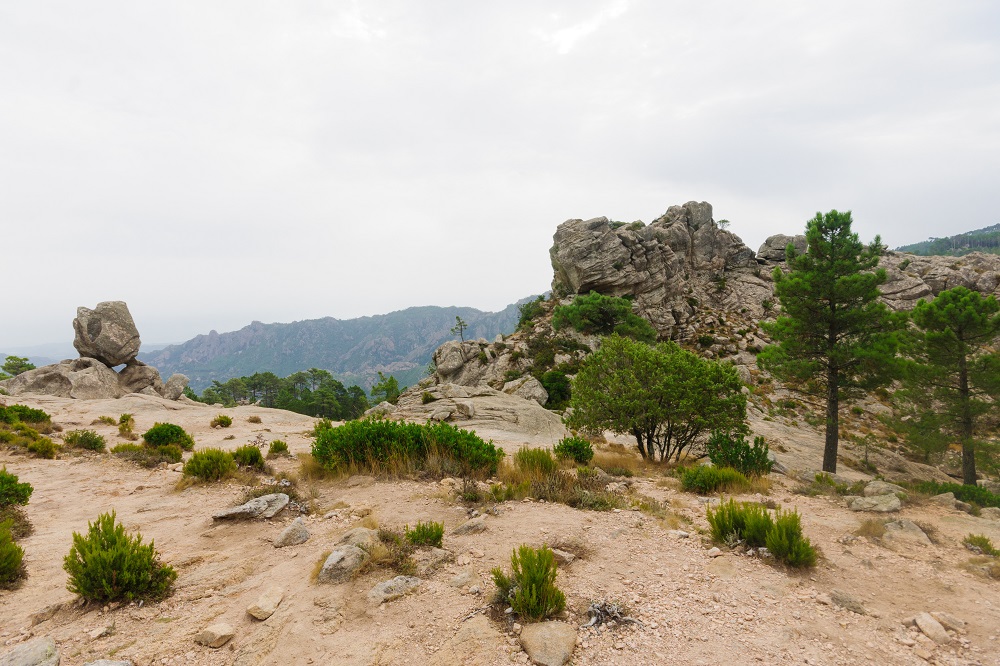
xmin=2 ymin=1 xmax=998 ymax=350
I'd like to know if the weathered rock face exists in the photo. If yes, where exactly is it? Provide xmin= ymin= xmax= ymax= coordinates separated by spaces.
xmin=118 ymin=361 xmax=164 ymax=395
xmin=0 ymin=358 xmax=124 ymax=400
xmin=757 ymin=234 xmax=806 ymax=261
xmin=73 ymin=301 xmax=142 ymax=367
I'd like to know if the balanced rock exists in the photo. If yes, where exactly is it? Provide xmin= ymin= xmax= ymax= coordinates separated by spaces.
xmin=274 ymin=517 xmax=310 ymax=548
xmin=0 ymin=636 xmax=59 ymax=666
xmin=317 ymin=545 xmax=369 ymax=584
xmin=519 ymin=621 xmax=577 ymax=666
xmin=73 ymin=301 xmax=141 ymax=367
xmin=368 ymin=575 xmax=421 ymax=604
xmin=194 ymin=623 xmax=234 ymax=648
xmin=247 ymin=585 xmax=284 ymax=620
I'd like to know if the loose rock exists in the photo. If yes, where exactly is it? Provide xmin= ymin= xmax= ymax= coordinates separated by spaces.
xmin=914 ymin=612 xmax=951 ymax=645
xmin=317 ymin=545 xmax=369 ymax=584
xmin=194 ymin=623 xmax=235 ymax=648
xmin=274 ymin=517 xmax=310 ymax=548
xmin=368 ymin=575 xmax=421 ymax=604
xmin=453 ymin=515 xmax=488 ymax=535
xmin=247 ymin=585 xmax=284 ymax=620
xmin=519 ymin=621 xmax=577 ymax=666
xmin=0 ymin=636 xmax=60 ymax=666
xmin=848 ymin=495 xmax=901 ymax=513
xmin=213 ymin=493 xmax=289 ymax=521
xmin=863 ymin=480 xmax=906 ymax=497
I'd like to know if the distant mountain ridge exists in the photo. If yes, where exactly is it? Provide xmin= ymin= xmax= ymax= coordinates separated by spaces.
xmin=139 ymin=301 xmax=534 ymax=393
xmin=895 ymin=223 xmax=1000 ymax=257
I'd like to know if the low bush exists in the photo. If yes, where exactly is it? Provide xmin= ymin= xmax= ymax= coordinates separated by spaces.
xmin=26 ymin=438 xmax=59 ymax=459
xmin=491 ymin=545 xmax=566 ymax=622
xmin=267 ymin=440 xmax=289 ymax=457
xmin=233 ymin=445 xmax=266 ymax=471
xmin=964 ymin=534 xmax=1000 ymax=557
xmin=64 ymin=429 xmax=106 ymax=452
xmin=405 ymin=521 xmax=444 ymax=548
xmin=421 ymin=391 xmax=437 ymax=405
xmin=514 ymin=447 xmax=559 ymax=476
xmin=312 ymin=419 xmax=503 ymax=477
xmin=0 ymin=506 xmax=32 ymax=539
xmin=118 ymin=413 xmax=138 ymax=440
xmin=705 ymin=432 xmax=772 ymax=477
xmin=210 ymin=414 xmax=233 ymax=428
xmin=247 ymin=415 xmax=262 ymax=424
xmin=63 ymin=511 xmax=176 ymax=602
xmin=95 ymin=415 xmax=117 ymax=426
xmin=111 ymin=443 xmax=182 ymax=466
xmin=0 ymin=519 xmax=26 ymax=588
xmin=680 ymin=466 xmax=750 ymax=494
xmin=906 ymin=481 xmax=1000 ymax=509
xmin=183 ymin=449 xmax=237 ymax=482
xmin=0 ymin=468 xmax=33 ymax=507
xmin=0 ymin=404 xmax=51 ymax=424
xmin=552 ymin=291 xmax=656 ymax=343
xmin=553 ymin=436 xmax=594 ymax=465
xmin=142 ymin=423 xmax=195 ymax=451
xmin=706 ymin=499 xmax=774 ymax=547
xmin=540 ymin=371 xmax=571 ymax=410
xmin=766 ymin=509 xmax=817 ymax=568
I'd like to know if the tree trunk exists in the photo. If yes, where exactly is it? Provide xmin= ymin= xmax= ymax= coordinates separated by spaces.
xmin=959 ymin=352 xmax=977 ymax=485
xmin=823 ymin=367 xmax=839 ymax=473
xmin=632 ymin=428 xmax=649 ymax=459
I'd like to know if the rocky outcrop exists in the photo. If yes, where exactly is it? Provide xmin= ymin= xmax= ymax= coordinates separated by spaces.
xmin=757 ymin=234 xmax=806 ymax=261
xmin=73 ymin=301 xmax=142 ymax=367
xmin=1 ymin=358 xmax=124 ymax=400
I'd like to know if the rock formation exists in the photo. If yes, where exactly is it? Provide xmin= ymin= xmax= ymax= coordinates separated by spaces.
xmin=0 ymin=301 xmax=189 ymax=401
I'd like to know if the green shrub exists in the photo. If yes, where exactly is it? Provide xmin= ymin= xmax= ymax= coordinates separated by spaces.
xmin=551 ymin=291 xmax=656 ymax=343
xmin=0 ymin=468 xmax=32 ymax=507
xmin=491 ymin=545 xmax=566 ymax=622
xmin=95 ymin=415 xmax=117 ymax=426
xmin=906 ymin=481 xmax=1000 ymax=508
xmin=111 ymin=443 xmax=183 ymax=466
xmin=27 ymin=437 xmax=59 ymax=459
xmin=964 ymin=534 xmax=1000 ymax=557
xmin=312 ymin=419 xmax=503 ymax=477
xmin=0 ymin=404 xmax=51 ymax=424
xmin=267 ymin=440 xmax=289 ymax=457
xmin=706 ymin=499 xmax=774 ymax=547
xmin=183 ymin=449 xmax=237 ymax=482
xmin=421 ymin=392 xmax=437 ymax=405
xmin=311 ymin=418 xmax=334 ymax=439
xmin=514 ymin=447 xmax=558 ymax=476
xmin=0 ymin=506 xmax=32 ymax=539
xmin=405 ymin=521 xmax=444 ymax=548
xmin=604 ymin=466 xmax=634 ymax=478
xmin=680 ymin=466 xmax=749 ymax=494
xmin=247 ymin=415 xmax=263 ymax=424
xmin=765 ymin=509 xmax=817 ymax=568
xmin=142 ymin=423 xmax=195 ymax=451
xmin=210 ymin=414 xmax=233 ymax=428
xmin=540 ymin=370 xmax=571 ymax=410
xmin=0 ymin=519 xmax=26 ymax=588
xmin=697 ymin=335 xmax=716 ymax=347
xmin=517 ymin=296 xmax=545 ymax=330
xmin=233 ymin=445 xmax=266 ymax=471
xmin=705 ymin=432 xmax=772 ymax=477
xmin=118 ymin=413 xmax=137 ymax=440
xmin=0 ymin=431 xmax=13 ymax=444
xmin=63 ymin=511 xmax=176 ymax=602
xmin=64 ymin=429 xmax=106 ymax=452
xmin=553 ymin=436 xmax=594 ymax=465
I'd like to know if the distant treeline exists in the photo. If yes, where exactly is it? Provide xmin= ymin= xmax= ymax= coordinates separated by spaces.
xmin=188 ymin=368 xmax=369 ymax=420
xmin=896 ymin=223 xmax=1000 ymax=257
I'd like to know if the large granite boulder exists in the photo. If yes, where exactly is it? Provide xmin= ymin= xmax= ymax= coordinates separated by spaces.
xmin=73 ymin=301 xmax=142 ymax=367
xmin=0 ymin=357 xmax=123 ymax=399
xmin=118 ymin=360 xmax=164 ymax=395
xmin=162 ymin=373 xmax=189 ymax=400
xmin=757 ymin=234 xmax=807 ymax=261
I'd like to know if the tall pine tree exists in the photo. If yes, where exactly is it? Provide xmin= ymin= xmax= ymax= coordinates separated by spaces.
xmin=759 ymin=210 xmax=902 ymax=473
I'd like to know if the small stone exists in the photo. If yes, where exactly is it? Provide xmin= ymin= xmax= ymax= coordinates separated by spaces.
xmin=453 ymin=515 xmax=488 ymax=536
xmin=345 ymin=475 xmax=376 ymax=488
xmin=512 ymin=623 xmax=522 ymax=635
xmin=336 ymin=527 xmax=380 ymax=550
xmin=550 ymin=549 xmax=575 ymax=566
xmin=368 ymin=576 xmax=421 ymax=604
xmin=449 ymin=569 xmax=475 ymax=588
xmin=930 ymin=611 xmax=965 ymax=633
xmin=317 ymin=545 xmax=369 ymax=584
xmin=213 ymin=493 xmax=289 ymax=521
xmin=247 ymin=585 xmax=284 ymax=620
xmin=520 ymin=621 xmax=577 ymax=666
xmin=815 ymin=593 xmax=833 ymax=606
xmin=830 ymin=590 xmax=866 ymax=615
xmin=668 ymin=530 xmax=690 ymax=538
xmin=914 ymin=612 xmax=951 ymax=645
xmin=706 ymin=547 xmax=722 ymax=558
xmin=274 ymin=517 xmax=310 ymax=548
xmin=863 ymin=480 xmax=906 ymax=497
xmin=89 ymin=626 xmax=110 ymax=639
xmin=913 ymin=647 xmax=933 ymax=661
xmin=28 ymin=602 xmax=67 ymax=627
xmin=194 ymin=623 xmax=234 ymax=648
xmin=469 ymin=585 xmax=480 ymax=595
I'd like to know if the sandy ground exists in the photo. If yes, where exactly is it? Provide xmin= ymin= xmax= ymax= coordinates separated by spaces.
xmin=2 ymin=394 xmax=1000 ymax=666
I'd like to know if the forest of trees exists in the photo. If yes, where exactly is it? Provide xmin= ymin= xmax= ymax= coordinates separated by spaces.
xmin=896 ymin=223 xmax=1000 ymax=256
xmin=189 ymin=368 xmax=370 ymax=420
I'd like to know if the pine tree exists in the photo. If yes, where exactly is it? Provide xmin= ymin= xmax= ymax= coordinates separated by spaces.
xmin=758 ymin=210 xmax=902 ymax=473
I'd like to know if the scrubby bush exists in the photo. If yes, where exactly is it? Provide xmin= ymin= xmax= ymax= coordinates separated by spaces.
xmin=421 ymin=391 xmax=437 ymax=405
xmin=964 ymin=534 xmax=1000 ymax=557
xmin=210 ymin=414 xmax=233 ymax=428
xmin=514 ymin=447 xmax=558 ymax=476
xmin=491 ymin=545 xmax=566 ymax=622
xmin=26 ymin=438 xmax=59 ymax=459
xmin=765 ymin=509 xmax=817 ymax=568
xmin=517 ymin=296 xmax=546 ymax=330
xmin=111 ymin=443 xmax=183 ymax=466
xmin=95 ymin=415 xmax=117 ymax=426
xmin=233 ymin=445 xmax=266 ymax=471
xmin=0 ymin=404 xmax=51 ymax=424
xmin=0 ymin=468 xmax=32 ymax=507
xmin=706 ymin=499 xmax=774 ymax=547
xmin=0 ymin=519 xmax=25 ymax=588
xmin=143 ymin=423 xmax=195 ymax=451
xmin=247 ymin=415 xmax=262 ymax=424
xmin=183 ymin=449 xmax=237 ymax=482
xmin=540 ymin=371 xmax=571 ymax=410
xmin=64 ymin=429 xmax=106 ymax=452
xmin=906 ymin=481 xmax=1000 ymax=508
xmin=552 ymin=291 xmax=656 ymax=343
xmin=63 ymin=511 xmax=176 ymax=602
xmin=312 ymin=419 xmax=503 ymax=477
xmin=267 ymin=440 xmax=289 ymax=457
xmin=553 ymin=436 xmax=594 ymax=465
xmin=705 ymin=432 xmax=772 ymax=477
xmin=405 ymin=521 xmax=444 ymax=548
xmin=680 ymin=466 xmax=749 ymax=494
xmin=118 ymin=413 xmax=138 ymax=440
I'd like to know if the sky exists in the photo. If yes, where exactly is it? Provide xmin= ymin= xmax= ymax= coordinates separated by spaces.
xmin=2 ymin=1 xmax=999 ymax=350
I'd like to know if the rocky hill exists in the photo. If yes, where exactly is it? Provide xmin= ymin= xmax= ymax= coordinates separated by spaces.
xmin=895 ymin=223 xmax=1000 ymax=257
xmin=139 ymin=302 xmax=532 ymax=393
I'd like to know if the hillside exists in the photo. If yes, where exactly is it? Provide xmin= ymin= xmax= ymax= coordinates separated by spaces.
xmin=895 ymin=223 xmax=1000 ymax=256
xmin=139 ymin=302 xmax=533 ymax=392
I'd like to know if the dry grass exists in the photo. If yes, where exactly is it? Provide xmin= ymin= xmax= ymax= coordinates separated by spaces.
xmin=297 ymin=452 xmax=342 ymax=482
xmin=855 ymin=519 xmax=887 ymax=539
xmin=358 ymin=515 xmax=379 ymax=530
xmin=962 ymin=557 xmax=1000 ymax=580
xmin=311 ymin=551 xmax=332 ymax=583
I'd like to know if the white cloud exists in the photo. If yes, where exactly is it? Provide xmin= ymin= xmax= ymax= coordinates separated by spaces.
xmin=538 ymin=0 xmax=630 ymax=54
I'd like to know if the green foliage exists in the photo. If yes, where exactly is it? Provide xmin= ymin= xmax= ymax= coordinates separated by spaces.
xmin=0 ymin=404 xmax=50 ymax=424
xmin=902 ymin=286 xmax=1000 ymax=484
xmin=552 ymin=291 xmax=656 ymax=343
xmin=963 ymin=534 xmax=1000 ymax=557
xmin=142 ymin=423 xmax=195 ymax=451
xmin=0 ymin=467 xmax=32 ymax=507
xmin=95 ymin=415 xmax=117 ymax=425
xmin=118 ymin=413 xmax=137 ymax=440
xmin=697 ymin=335 xmax=716 ymax=347
xmin=183 ymin=449 xmax=237 ymax=481
xmin=765 ymin=509 xmax=817 ymax=568
xmin=0 ymin=519 xmax=25 ymax=588
xmin=27 ymin=438 xmax=58 ymax=459
xmin=421 ymin=391 xmax=437 ymax=405
xmin=680 ymin=466 xmax=749 ymax=494
xmin=210 ymin=414 xmax=233 ymax=428
xmin=491 ymin=545 xmax=566 ymax=622
xmin=370 ymin=372 xmax=402 ymax=405
xmin=905 ymin=481 xmax=1000 ymax=508
xmin=451 ymin=315 xmax=469 ymax=341
xmin=895 ymin=223 xmax=1000 ymax=257
xmin=540 ymin=370 xmax=571 ymax=410
xmin=567 ymin=335 xmax=747 ymax=461
xmin=64 ymin=429 xmax=106 ymax=452
xmin=404 ymin=521 xmax=444 ymax=548
xmin=233 ymin=445 xmax=266 ymax=471
xmin=513 ymin=447 xmax=559 ymax=475
xmin=311 ymin=419 xmax=504 ymax=477
xmin=112 ymin=443 xmax=183 ymax=466
xmin=267 ymin=440 xmax=289 ymax=457
xmin=196 ymin=369 xmax=369 ymax=421
xmin=759 ymin=210 xmax=902 ymax=474
xmin=705 ymin=432 xmax=773 ymax=477
xmin=707 ymin=499 xmax=774 ymax=547
xmin=63 ymin=511 xmax=176 ymax=602
xmin=1 ymin=356 xmax=35 ymax=377
xmin=553 ymin=436 xmax=594 ymax=465
xmin=517 ymin=296 xmax=546 ymax=330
